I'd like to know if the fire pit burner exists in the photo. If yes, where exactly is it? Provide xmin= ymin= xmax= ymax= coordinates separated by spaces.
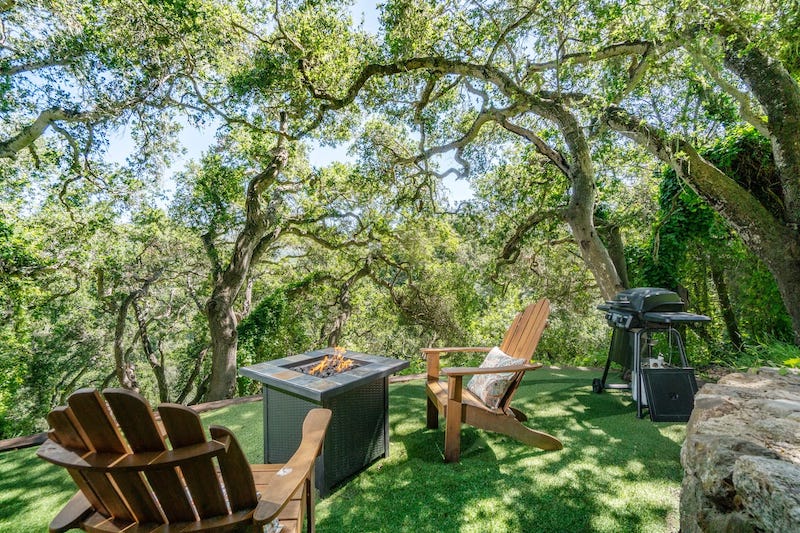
xmin=293 ymin=347 xmax=359 ymax=377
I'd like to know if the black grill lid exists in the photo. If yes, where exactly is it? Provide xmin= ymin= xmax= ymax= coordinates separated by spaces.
xmin=598 ymin=287 xmax=685 ymax=313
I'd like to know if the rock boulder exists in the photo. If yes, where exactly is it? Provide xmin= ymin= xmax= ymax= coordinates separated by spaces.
xmin=680 ymin=369 xmax=800 ymax=532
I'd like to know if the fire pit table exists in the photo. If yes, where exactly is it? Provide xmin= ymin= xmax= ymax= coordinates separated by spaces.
xmin=239 ymin=348 xmax=408 ymax=496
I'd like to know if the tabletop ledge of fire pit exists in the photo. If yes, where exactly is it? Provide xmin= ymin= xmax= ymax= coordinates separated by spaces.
xmin=238 ymin=348 xmax=409 ymax=402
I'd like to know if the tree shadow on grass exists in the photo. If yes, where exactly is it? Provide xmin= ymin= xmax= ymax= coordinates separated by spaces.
xmin=3 ymin=369 xmax=683 ymax=532
xmin=0 ymin=446 xmax=74 ymax=531
xmin=317 ymin=368 xmax=683 ymax=532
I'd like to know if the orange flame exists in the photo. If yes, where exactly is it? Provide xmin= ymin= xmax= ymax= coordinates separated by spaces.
xmin=307 ymin=348 xmax=354 ymax=376
xmin=308 ymin=356 xmax=329 ymax=375
xmin=334 ymin=354 xmax=354 ymax=372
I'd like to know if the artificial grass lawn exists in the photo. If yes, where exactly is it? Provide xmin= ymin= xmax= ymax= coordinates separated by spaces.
xmin=0 ymin=368 xmax=684 ymax=532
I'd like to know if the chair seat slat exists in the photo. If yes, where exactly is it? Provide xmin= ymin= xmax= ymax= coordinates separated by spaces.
xmin=67 ymin=389 xmax=127 ymax=454
xmin=209 ymin=427 xmax=258 ymax=511
xmin=106 ymin=470 xmax=164 ymax=524
xmin=67 ymin=389 xmax=163 ymax=522
xmin=104 ymin=390 xmax=197 ymax=523
xmin=46 ymin=405 xmax=131 ymax=521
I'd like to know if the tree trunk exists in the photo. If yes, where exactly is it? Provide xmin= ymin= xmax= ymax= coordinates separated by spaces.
xmin=710 ymin=262 xmax=744 ymax=351
xmin=321 ymin=260 xmax=372 ymax=346
xmin=132 ymin=299 xmax=170 ymax=402
xmin=599 ymin=223 xmax=630 ymax=290
xmin=713 ymin=24 xmax=800 ymax=344
xmin=206 ymin=282 xmax=241 ymax=400
xmin=565 ymin=207 xmax=625 ymax=301
xmin=177 ymin=347 xmax=207 ymax=404
xmin=715 ymin=24 xmax=800 ymax=224
xmin=205 ymin=124 xmax=289 ymax=401
xmin=113 ymin=292 xmax=139 ymax=391
xmin=556 ymin=108 xmax=625 ymax=301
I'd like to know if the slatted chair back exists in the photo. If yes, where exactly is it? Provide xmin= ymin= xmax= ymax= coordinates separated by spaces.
xmin=499 ymin=299 xmax=550 ymax=360
xmin=37 ymin=388 xmax=328 ymax=532
xmin=497 ymin=299 xmax=550 ymax=411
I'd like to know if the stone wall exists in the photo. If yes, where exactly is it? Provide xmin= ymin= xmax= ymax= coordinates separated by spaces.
xmin=680 ymin=369 xmax=800 ymax=532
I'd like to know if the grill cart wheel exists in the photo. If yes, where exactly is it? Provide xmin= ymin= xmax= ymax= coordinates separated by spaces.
xmin=592 ymin=378 xmax=604 ymax=393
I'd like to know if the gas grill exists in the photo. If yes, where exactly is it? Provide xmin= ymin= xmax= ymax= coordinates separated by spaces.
xmin=593 ymin=287 xmax=710 ymax=421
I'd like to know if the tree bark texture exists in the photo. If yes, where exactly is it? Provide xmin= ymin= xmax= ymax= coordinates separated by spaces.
xmin=601 ymin=224 xmax=630 ymax=290
xmin=555 ymin=107 xmax=625 ymax=301
xmin=715 ymin=24 xmax=800 ymax=223
xmin=322 ymin=259 xmax=372 ymax=347
xmin=177 ymin=347 xmax=207 ymax=404
xmin=113 ymin=292 xmax=139 ymax=392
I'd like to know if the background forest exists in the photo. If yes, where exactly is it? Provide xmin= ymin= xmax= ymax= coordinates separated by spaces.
xmin=2 ymin=0 xmax=799 ymax=439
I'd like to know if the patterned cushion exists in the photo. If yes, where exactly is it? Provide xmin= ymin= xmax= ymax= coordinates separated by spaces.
xmin=466 ymin=346 xmax=527 ymax=409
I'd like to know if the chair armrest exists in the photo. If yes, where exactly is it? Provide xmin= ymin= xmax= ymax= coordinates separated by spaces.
xmin=441 ymin=362 xmax=543 ymax=377
xmin=422 ymin=347 xmax=493 ymax=381
xmin=252 ymin=408 xmax=332 ymax=525
xmin=420 ymin=347 xmax=492 ymax=356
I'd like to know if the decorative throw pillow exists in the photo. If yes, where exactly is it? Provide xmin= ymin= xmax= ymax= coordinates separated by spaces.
xmin=466 ymin=346 xmax=527 ymax=409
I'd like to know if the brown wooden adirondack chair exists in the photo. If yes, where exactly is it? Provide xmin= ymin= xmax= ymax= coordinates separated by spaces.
xmin=423 ymin=299 xmax=563 ymax=462
xmin=37 ymin=388 xmax=331 ymax=533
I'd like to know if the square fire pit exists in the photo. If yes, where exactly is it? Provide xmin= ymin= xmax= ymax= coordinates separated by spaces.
xmin=239 ymin=348 xmax=408 ymax=496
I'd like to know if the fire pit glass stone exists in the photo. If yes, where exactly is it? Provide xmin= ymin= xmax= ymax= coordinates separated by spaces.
xmin=239 ymin=348 xmax=408 ymax=496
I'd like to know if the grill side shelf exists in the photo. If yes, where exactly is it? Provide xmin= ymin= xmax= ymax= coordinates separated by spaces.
xmin=642 ymin=311 xmax=711 ymax=324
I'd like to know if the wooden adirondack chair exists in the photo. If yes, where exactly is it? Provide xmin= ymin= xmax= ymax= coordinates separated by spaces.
xmin=423 ymin=299 xmax=563 ymax=462
xmin=37 ymin=388 xmax=331 ymax=533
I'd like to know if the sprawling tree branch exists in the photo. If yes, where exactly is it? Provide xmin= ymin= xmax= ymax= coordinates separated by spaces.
xmin=290 ymin=51 xmax=624 ymax=297
xmin=0 ymin=58 xmax=71 ymax=76
xmin=0 ymin=107 xmax=89 ymax=158
xmin=495 ymin=208 xmax=563 ymax=273
xmin=499 ymin=118 xmax=570 ymax=175
xmin=485 ymin=5 xmax=538 ymax=71
xmin=297 ymin=57 xmax=555 ymax=136
xmin=526 ymin=38 xmax=680 ymax=73
xmin=686 ymin=44 xmax=769 ymax=136
xmin=604 ymin=99 xmax=800 ymax=341
xmin=320 ymin=257 xmax=372 ymax=346
xmin=712 ymin=20 xmax=800 ymax=222
xmin=602 ymin=105 xmax=777 ymax=230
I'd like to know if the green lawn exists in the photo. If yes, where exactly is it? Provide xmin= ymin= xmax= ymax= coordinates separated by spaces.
xmin=0 ymin=368 xmax=684 ymax=532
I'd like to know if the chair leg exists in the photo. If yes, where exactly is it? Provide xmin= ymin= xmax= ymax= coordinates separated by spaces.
xmin=479 ymin=414 xmax=563 ymax=451
xmin=508 ymin=406 xmax=528 ymax=422
xmin=444 ymin=377 xmax=463 ymax=462
xmin=444 ymin=405 xmax=461 ymax=463
xmin=426 ymin=397 xmax=439 ymax=429
xmin=305 ymin=475 xmax=314 ymax=533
